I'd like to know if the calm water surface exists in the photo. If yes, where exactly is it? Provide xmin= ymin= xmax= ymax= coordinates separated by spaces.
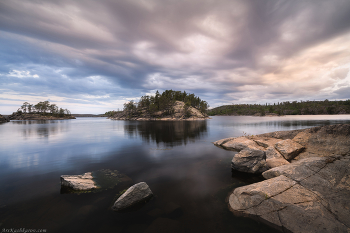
xmin=1 ymin=115 xmax=350 ymax=233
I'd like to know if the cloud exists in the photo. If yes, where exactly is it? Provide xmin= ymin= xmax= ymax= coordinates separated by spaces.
xmin=1 ymin=0 xmax=350 ymax=113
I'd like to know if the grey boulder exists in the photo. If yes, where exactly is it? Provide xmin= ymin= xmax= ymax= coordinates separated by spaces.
xmin=231 ymin=148 xmax=269 ymax=174
xmin=112 ymin=182 xmax=153 ymax=211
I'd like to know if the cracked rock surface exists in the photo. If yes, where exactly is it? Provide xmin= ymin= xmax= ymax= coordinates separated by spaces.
xmin=229 ymin=155 xmax=350 ymax=233
xmin=214 ymin=124 xmax=350 ymax=174
xmin=216 ymin=124 xmax=350 ymax=233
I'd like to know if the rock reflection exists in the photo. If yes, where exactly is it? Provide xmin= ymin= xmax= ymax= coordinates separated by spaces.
xmin=124 ymin=121 xmax=207 ymax=146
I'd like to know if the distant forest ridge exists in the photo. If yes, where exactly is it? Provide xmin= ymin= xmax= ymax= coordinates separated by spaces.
xmin=208 ymin=99 xmax=350 ymax=116
xmin=105 ymin=90 xmax=209 ymax=117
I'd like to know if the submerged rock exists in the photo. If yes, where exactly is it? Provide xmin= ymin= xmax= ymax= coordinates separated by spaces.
xmin=61 ymin=172 xmax=97 ymax=190
xmin=112 ymin=182 xmax=153 ymax=211
xmin=60 ymin=169 xmax=132 ymax=193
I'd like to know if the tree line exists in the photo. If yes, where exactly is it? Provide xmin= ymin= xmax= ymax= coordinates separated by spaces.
xmin=208 ymin=99 xmax=350 ymax=116
xmin=113 ymin=90 xmax=209 ymax=117
xmin=17 ymin=101 xmax=72 ymax=116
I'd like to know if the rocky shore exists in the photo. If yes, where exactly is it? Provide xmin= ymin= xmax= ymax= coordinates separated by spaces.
xmin=0 ymin=114 xmax=10 ymax=123
xmin=109 ymin=101 xmax=209 ymax=121
xmin=214 ymin=124 xmax=350 ymax=233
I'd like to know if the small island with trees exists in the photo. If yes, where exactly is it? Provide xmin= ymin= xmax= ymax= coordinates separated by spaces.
xmin=8 ymin=101 xmax=75 ymax=120
xmin=107 ymin=90 xmax=209 ymax=121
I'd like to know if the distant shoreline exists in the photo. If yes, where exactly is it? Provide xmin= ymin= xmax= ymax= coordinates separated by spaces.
xmin=72 ymin=114 xmax=105 ymax=117
xmin=210 ymin=113 xmax=350 ymax=117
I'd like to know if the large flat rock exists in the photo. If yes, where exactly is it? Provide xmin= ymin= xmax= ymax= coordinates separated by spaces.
xmin=218 ymin=124 xmax=350 ymax=232
xmin=293 ymin=124 xmax=350 ymax=160
xmin=229 ymin=155 xmax=350 ymax=233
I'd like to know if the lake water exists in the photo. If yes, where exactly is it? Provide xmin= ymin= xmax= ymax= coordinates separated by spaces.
xmin=1 ymin=115 xmax=350 ymax=233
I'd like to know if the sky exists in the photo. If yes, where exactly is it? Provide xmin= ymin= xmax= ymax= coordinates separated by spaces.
xmin=1 ymin=0 xmax=350 ymax=114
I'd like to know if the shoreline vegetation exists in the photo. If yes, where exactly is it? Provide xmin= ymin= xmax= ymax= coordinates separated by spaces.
xmin=8 ymin=101 xmax=75 ymax=120
xmin=107 ymin=90 xmax=209 ymax=121
xmin=208 ymin=99 xmax=350 ymax=116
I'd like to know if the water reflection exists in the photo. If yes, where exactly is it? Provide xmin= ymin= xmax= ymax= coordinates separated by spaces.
xmin=10 ymin=120 xmax=70 ymax=139
xmin=124 ymin=120 xmax=207 ymax=147
xmin=11 ymin=120 xmax=53 ymax=125
xmin=1 ymin=116 xmax=350 ymax=233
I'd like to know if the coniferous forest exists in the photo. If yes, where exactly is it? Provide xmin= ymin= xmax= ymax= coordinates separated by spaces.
xmin=208 ymin=99 xmax=350 ymax=116
xmin=105 ymin=90 xmax=209 ymax=117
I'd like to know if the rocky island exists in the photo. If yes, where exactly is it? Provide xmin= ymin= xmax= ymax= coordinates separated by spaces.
xmin=214 ymin=124 xmax=350 ymax=233
xmin=0 ymin=114 xmax=10 ymax=123
xmin=108 ymin=90 xmax=209 ymax=121
xmin=8 ymin=101 xmax=75 ymax=120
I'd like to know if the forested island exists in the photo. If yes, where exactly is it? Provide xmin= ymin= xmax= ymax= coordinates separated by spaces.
xmin=8 ymin=101 xmax=75 ymax=120
xmin=107 ymin=90 xmax=209 ymax=120
xmin=208 ymin=99 xmax=350 ymax=116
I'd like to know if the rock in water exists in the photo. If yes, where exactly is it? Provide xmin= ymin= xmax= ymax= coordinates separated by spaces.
xmin=112 ymin=182 xmax=153 ymax=211
xmin=61 ymin=169 xmax=132 ymax=193
xmin=61 ymin=172 xmax=97 ymax=190
xmin=231 ymin=148 xmax=269 ymax=174
xmin=274 ymin=139 xmax=304 ymax=160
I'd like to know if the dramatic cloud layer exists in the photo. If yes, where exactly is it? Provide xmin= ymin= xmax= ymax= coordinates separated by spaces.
xmin=1 ymin=0 xmax=350 ymax=113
